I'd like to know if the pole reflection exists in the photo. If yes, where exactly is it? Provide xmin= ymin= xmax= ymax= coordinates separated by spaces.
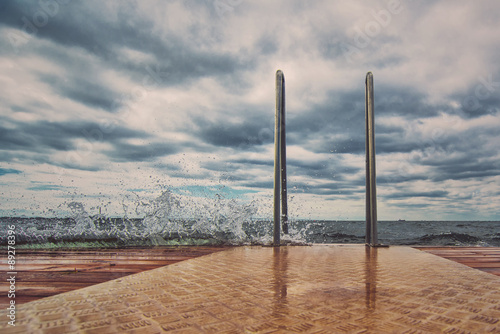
xmin=365 ymin=246 xmax=378 ymax=311
xmin=272 ymin=247 xmax=288 ymax=317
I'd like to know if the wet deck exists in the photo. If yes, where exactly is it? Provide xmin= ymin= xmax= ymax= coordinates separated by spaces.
xmin=0 ymin=246 xmax=229 ymax=308
xmin=417 ymin=246 xmax=500 ymax=277
xmin=1 ymin=246 xmax=499 ymax=309
xmin=2 ymin=245 xmax=500 ymax=333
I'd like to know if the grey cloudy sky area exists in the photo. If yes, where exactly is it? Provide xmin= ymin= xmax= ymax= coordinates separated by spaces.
xmin=1 ymin=0 xmax=499 ymax=220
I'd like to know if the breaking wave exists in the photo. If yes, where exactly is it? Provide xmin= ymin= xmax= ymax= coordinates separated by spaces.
xmin=0 ymin=190 xmax=294 ymax=247
xmin=0 ymin=190 xmax=499 ymax=248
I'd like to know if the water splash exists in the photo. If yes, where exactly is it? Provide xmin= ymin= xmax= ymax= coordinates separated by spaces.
xmin=0 ymin=185 xmax=317 ymax=247
xmin=192 ymin=195 xmax=257 ymax=243
xmin=136 ymin=190 xmax=186 ymax=245
xmin=2 ymin=215 xmax=500 ymax=248
xmin=46 ymin=189 xmax=273 ymax=246
xmin=67 ymin=201 xmax=96 ymax=234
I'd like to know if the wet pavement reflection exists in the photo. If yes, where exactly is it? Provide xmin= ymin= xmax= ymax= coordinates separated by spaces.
xmin=365 ymin=245 xmax=378 ymax=311
xmin=272 ymin=246 xmax=288 ymax=318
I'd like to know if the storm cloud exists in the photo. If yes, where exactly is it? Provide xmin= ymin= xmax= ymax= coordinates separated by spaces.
xmin=1 ymin=0 xmax=499 ymax=220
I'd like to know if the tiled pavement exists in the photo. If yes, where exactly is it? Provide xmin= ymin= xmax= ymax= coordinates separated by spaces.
xmin=2 ymin=245 xmax=500 ymax=333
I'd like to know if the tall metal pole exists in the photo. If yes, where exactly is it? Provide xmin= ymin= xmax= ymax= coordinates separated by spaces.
xmin=365 ymin=73 xmax=371 ymax=244
xmin=365 ymin=72 xmax=378 ymax=246
xmin=274 ymin=70 xmax=284 ymax=245
xmin=280 ymin=73 xmax=288 ymax=235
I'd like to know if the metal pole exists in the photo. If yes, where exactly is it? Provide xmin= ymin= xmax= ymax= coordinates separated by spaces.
xmin=365 ymin=74 xmax=371 ymax=245
xmin=365 ymin=72 xmax=378 ymax=246
xmin=274 ymin=70 xmax=284 ymax=245
xmin=280 ymin=73 xmax=288 ymax=235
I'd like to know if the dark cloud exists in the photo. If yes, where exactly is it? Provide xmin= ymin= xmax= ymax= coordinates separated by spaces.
xmin=0 ymin=121 xmax=72 ymax=152
xmin=0 ymin=1 xmax=251 ymax=93
xmin=287 ymin=90 xmax=364 ymax=153
xmin=286 ymin=179 xmax=363 ymax=197
xmin=429 ymin=158 xmax=500 ymax=182
xmin=286 ymin=85 xmax=439 ymax=156
xmin=1 ymin=0 xmax=499 ymax=219
xmin=198 ymin=155 xmax=364 ymax=196
xmin=27 ymin=183 xmax=66 ymax=191
xmin=387 ymin=202 xmax=430 ymax=209
xmin=0 ymin=118 xmax=156 ymax=171
xmin=0 ymin=1 xmax=145 ymax=59
xmin=384 ymin=190 xmax=449 ymax=200
xmin=374 ymin=84 xmax=439 ymax=118
xmin=0 ymin=120 xmax=148 ymax=154
xmin=376 ymin=135 xmax=422 ymax=154
xmin=0 ymin=150 xmax=45 ymax=164
xmin=106 ymin=141 xmax=179 ymax=162
xmin=239 ymin=180 xmax=273 ymax=189
xmin=378 ymin=171 xmax=428 ymax=184
xmin=200 ymin=123 xmax=262 ymax=147
xmin=230 ymin=158 xmax=274 ymax=167
xmin=38 ymin=74 xmax=122 ymax=112
xmin=411 ymin=126 xmax=500 ymax=182
xmin=196 ymin=115 xmax=273 ymax=149
xmin=452 ymin=79 xmax=500 ymax=118
xmin=288 ymin=158 xmax=360 ymax=180
xmin=0 ymin=168 xmax=22 ymax=176
xmin=0 ymin=1 xmax=31 ymax=29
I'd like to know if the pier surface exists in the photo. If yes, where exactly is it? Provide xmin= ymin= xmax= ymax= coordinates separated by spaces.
xmin=2 ymin=245 xmax=500 ymax=333
xmin=417 ymin=246 xmax=500 ymax=277
xmin=0 ymin=246 xmax=229 ymax=308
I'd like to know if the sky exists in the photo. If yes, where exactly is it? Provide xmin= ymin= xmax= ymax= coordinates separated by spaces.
xmin=0 ymin=0 xmax=499 ymax=220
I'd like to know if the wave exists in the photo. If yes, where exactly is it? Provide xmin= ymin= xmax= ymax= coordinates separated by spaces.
xmin=407 ymin=232 xmax=485 ymax=246
xmin=2 ymin=218 xmax=498 ymax=248
xmin=0 ymin=217 xmax=272 ymax=248
xmin=311 ymin=232 xmax=364 ymax=244
xmin=1 ymin=194 xmax=498 ymax=248
xmin=0 ymin=190 xmax=276 ymax=248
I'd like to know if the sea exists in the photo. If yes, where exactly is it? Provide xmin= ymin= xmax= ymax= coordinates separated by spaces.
xmin=1 ymin=191 xmax=499 ymax=248
xmin=1 ymin=216 xmax=499 ymax=248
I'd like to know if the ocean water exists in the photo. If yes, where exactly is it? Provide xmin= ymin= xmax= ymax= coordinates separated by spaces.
xmin=1 ymin=191 xmax=499 ymax=248
xmin=1 ymin=217 xmax=499 ymax=248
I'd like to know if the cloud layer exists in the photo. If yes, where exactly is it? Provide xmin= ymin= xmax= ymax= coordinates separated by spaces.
xmin=1 ymin=0 xmax=499 ymax=220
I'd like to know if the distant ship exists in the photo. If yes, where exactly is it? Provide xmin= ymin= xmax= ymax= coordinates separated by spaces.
xmin=398 ymin=219 xmax=406 ymax=222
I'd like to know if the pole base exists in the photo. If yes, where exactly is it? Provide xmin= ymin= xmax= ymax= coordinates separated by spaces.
xmin=366 ymin=243 xmax=389 ymax=248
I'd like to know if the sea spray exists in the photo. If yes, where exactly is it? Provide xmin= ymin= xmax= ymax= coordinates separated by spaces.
xmin=2 ymin=218 xmax=500 ymax=247
xmin=137 ymin=190 xmax=184 ymax=245
xmin=3 ymin=190 xmax=498 ymax=247
xmin=192 ymin=195 xmax=257 ymax=243
xmin=61 ymin=189 xmax=273 ymax=246
xmin=67 ymin=201 xmax=96 ymax=234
